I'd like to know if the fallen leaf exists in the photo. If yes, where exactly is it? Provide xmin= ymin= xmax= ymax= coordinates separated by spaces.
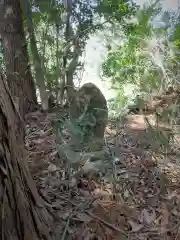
xmin=124 ymin=189 xmax=129 ymax=198
xmin=32 ymin=138 xmax=44 ymax=144
xmin=161 ymin=204 xmax=169 ymax=226
xmin=128 ymin=220 xmax=143 ymax=232
xmin=48 ymin=164 xmax=57 ymax=173
xmin=160 ymin=204 xmax=169 ymax=233
xmin=139 ymin=208 xmax=156 ymax=224
xmin=49 ymin=150 xmax=58 ymax=158
xmin=61 ymin=210 xmax=71 ymax=220
xmin=76 ymin=212 xmax=92 ymax=223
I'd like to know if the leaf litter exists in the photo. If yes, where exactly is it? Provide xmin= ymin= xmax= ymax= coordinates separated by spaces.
xmin=25 ymin=110 xmax=180 ymax=240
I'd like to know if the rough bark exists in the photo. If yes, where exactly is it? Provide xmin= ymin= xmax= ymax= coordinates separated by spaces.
xmin=0 ymin=73 xmax=52 ymax=240
xmin=20 ymin=0 xmax=49 ymax=111
xmin=0 ymin=0 xmax=37 ymax=117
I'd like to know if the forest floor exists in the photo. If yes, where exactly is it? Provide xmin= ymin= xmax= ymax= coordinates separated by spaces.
xmin=25 ymin=109 xmax=180 ymax=240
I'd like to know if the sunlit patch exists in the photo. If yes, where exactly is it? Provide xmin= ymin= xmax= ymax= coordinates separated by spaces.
xmin=163 ymin=0 xmax=179 ymax=9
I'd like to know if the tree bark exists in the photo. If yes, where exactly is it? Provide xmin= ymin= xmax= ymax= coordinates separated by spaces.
xmin=0 ymin=0 xmax=37 ymax=117
xmin=0 ymin=73 xmax=52 ymax=240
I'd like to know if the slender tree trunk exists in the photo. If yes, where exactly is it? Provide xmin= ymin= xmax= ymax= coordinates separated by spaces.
xmin=55 ymin=23 xmax=64 ymax=104
xmin=41 ymin=28 xmax=48 ymax=83
xmin=0 ymin=73 xmax=52 ymax=240
xmin=20 ymin=0 xmax=49 ymax=111
xmin=66 ymin=43 xmax=80 ymax=98
xmin=57 ymin=0 xmax=74 ymax=105
xmin=0 ymin=0 xmax=37 ymax=117
xmin=61 ymin=0 xmax=82 ymax=107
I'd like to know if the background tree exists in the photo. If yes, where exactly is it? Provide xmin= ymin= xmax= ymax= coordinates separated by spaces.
xmin=0 ymin=0 xmax=37 ymax=117
xmin=26 ymin=0 xmax=136 ymax=107
xmin=0 ymin=0 xmax=148 ymax=114
xmin=21 ymin=0 xmax=49 ymax=110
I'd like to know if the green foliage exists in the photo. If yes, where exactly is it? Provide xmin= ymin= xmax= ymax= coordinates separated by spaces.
xmin=24 ymin=0 xmax=138 ymax=97
xmin=102 ymin=1 xmax=180 ymax=114
xmin=96 ymin=0 xmax=137 ymax=22
xmin=25 ymin=0 xmax=180 ymax=120
xmin=102 ymin=5 xmax=156 ymax=85
xmin=171 ymin=15 xmax=180 ymax=62
xmin=27 ymin=0 xmax=96 ymax=95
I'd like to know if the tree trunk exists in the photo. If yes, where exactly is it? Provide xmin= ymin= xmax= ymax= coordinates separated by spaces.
xmin=57 ymin=0 xmax=74 ymax=105
xmin=0 ymin=73 xmax=52 ymax=240
xmin=20 ymin=0 xmax=49 ymax=111
xmin=61 ymin=0 xmax=83 ymax=107
xmin=55 ymin=23 xmax=65 ymax=105
xmin=0 ymin=0 xmax=37 ymax=117
xmin=66 ymin=44 xmax=82 ymax=120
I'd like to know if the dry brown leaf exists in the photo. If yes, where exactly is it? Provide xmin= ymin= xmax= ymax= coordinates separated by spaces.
xmin=159 ymin=204 xmax=169 ymax=234
xmin=139 ymin=208 xmax=156 ymax=224
xmin=49 ymin=150 xmax=58 ymax=157
xmin=38 ymin=129 xmax=46 ymax=135
xmin=79 ymin=189 xmax=91 ymax=196
xmin=76 ymin=212 xmax=93 ymax=223
xmin=32 ymin=138 xmax=45 ymax=144
xmin=128 ymin=220 xmax=143 ymax=232
xmin=94 ymin=188 xmax=112 ymax=197
xmin=48 ymin=163 xmax=57 ymax=173
xmin=124 ymin=189 xmax=129 ymax=198
xmin=84 ymin=233 xmax=97 ymax=240
xmin=161 ymin=205 xmax=169 ymax=226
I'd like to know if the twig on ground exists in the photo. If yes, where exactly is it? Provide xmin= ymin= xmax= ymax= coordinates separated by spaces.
xmin=85 ymin=210 xmax=128 ymax=236
xmin=60 ymin=217 xmax=70 ymax=240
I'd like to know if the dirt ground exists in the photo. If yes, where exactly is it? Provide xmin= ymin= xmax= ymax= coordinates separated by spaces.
xmin=25 ymin=110 xmax=180 ymax=240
